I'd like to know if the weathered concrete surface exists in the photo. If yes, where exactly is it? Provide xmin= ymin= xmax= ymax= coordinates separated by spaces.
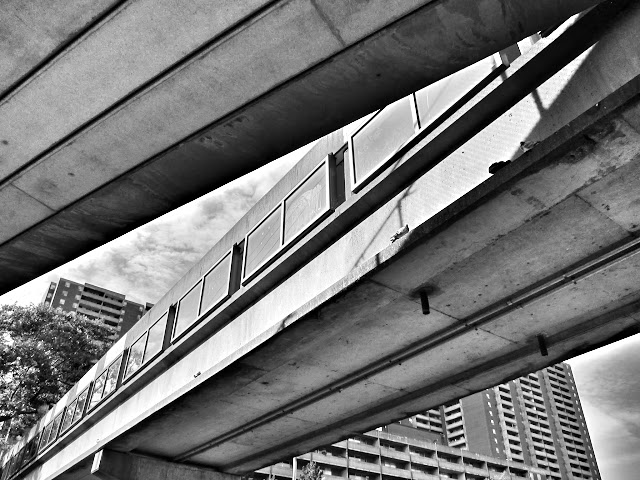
xmin=0 ymin=0 xmax=118 ymax=95
xmin=0 ymin=0 xmax=602 ymax=295
xmin=91 ymin=450 xmax=236 ymax=480
xmin=18 ymin=14 xmax=640 ymax=477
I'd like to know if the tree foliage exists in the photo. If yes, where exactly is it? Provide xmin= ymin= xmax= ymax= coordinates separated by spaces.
xmin=300 ymin=461 xmax=323 ymax=480
xmin=0 ymin=303 xmax=114 ymax=441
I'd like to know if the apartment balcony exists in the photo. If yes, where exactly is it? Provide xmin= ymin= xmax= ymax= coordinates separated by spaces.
xmin=380 ymin=466 xmax=411 ymax=478
xmin=409 ymin=454 xmax=437 ymax=468
xmin=532 ymin=441 xmax=547 ymax=451
xmin=410 ymin=472 xmax=439 ymax=480
xmin=489 ymin=472 xmax=512 ymax=480
xmin=506 ymin=433 xmax=521 ymax=443
xmin=271 ymin=464 xmax=293 ymax=477
xmin=97 ymin=303 xmax=124 ymax=316
xmin=443 ymin=404 xmax=461 ymax=413
xmin=348 ymin=458 xmax=380 ymax=473
xmin=78 ymin=299 xmax=122 ymax=316
xmin=324 ymin=475 xmax=346 ymax=480
xmin=300 ymin=452 xmax=347 ymax=468
xmin=448 ymin=439 xmax=467 ymax=449
xmin=438 ymin=461 xmax=464 ymax=473
xmin=76 ymin=306 xmax=101 ymax=318
xmin=464 ymin=465 xmax=489 ymax=477
xmin=380 ymin=447 xmax=409 ymax=462
xmin=348 ymin=441 xmax=379 ymax=455
xmin=445 ymin=419 xmax=464 ymax=430
xmin=80 ymin=290 xmax=123 ymax=306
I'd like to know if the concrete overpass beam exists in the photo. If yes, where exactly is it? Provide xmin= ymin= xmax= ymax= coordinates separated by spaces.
xmin=91 ymin=449 xmax=236 ymax=480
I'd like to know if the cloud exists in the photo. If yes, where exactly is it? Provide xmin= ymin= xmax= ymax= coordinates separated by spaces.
xmin=568 ymin=333 xmax=640 ymax=479
xmin=0 ymin=142 xmax=314 ymax=306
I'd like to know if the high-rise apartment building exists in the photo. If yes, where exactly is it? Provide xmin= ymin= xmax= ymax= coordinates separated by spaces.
xmin=41 ymin=278 xmax=153 ymax=339
xmin=257 ymin=364 xmax=598 ymax=480
xmin=442 ymin=363 xmax=599 ymax=480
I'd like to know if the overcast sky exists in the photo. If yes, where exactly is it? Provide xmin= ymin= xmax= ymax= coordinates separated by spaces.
xmin=1 ymin=141 xmax=637 ymax=479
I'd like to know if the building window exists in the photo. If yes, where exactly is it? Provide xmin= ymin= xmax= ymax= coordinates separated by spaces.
xmin=73 ymin=303 xmax=79 ymax=308
xmin=243 ymin=205 xmax=282 ymax=280
xmin=59 ymin=299 xmax=65 ymax=305
xmin=62 ymin=290 xmax=68 ymax=296
xmin=65 ymin=282 xmax=70 ymax=288
xmin=75 ymin=295 xmax=81 ymax=300
xmin=173 ymin=281 xmax=203 ymax=339
xmin=46 ymin=293 xmax=52 ymax=298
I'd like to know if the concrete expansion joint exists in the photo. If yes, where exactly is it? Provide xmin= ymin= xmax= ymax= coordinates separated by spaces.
xmin=7 ymin=183 xmax=55 ymax=212
xmin=308 ymin=0 xmax=347 ymax=48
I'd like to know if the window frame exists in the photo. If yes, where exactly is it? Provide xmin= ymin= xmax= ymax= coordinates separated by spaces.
xmin=348 ymin=53 xmax=507 ymax=194
xmin=241 ymin=203 xmax=284 ymax=284
xmin=281 ymin=157 xmax=335 ymax=249
xmin=348 ymin=94 xmax=419 ymax=193
xmin=199 ymin=250 xmax=234 ymax=317
xmin=87 ymin=356 xmax=123 ymax=412
xmin=123 ymin=313 xmax=169 ymax=382
xmin=171 ymin=281 xmax=204 ymax=341
xmin=241 ymin=155 xmax=336 ymax=285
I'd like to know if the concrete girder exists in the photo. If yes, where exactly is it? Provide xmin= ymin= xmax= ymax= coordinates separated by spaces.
xmin=0 ymin=0 xmax=602 ymax=295
xmin=9 ymin=3 xmax=640 ymax=479
xmin=91 ymin=450 xmax=236 ymax=480
xmin=17 ymin=8 xmax=640 ymax=478
xmin=0 ymin=0 xmax=119 ymax=96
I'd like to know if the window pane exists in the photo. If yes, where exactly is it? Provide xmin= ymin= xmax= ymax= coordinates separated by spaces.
xmin=89 ymin=371 xmax=107 ymax=410
xmin=173 ymin=282 xmax=202 ymax=339
xmin=283 ymin=164 xmax=327 ymax=244
xmin=416 ymin=55 xmax=496 ymax=129
xmin=60 ymin=399 xmax=77 ymax=432
xmin=124 ymin=333 xmax=147 ymax=379
xmin=72 ymin=389 xmax=89 ymax=424
xmin=351 ymin=96 xmax=414 ymax=186
xmin=40 ymin=424 xmax=52 ymax=449
xmin=103 ymin=357 xmax=122 ymax=398
xmin=144 ymin=314 xmax=167 ymax=363
xmin=48 ymin=414 xmax=62 ymax=445
xmin=201 ymin=254 xmax=232 ymax=314
xmin=244 ymin=207 xmax=282 ymax=279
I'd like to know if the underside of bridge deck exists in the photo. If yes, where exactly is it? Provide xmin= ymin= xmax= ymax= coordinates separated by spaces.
xmin=0 ymin=0 xmax=602 ymax=295
xmin=48 ymin=53 xmax=640 ymax=480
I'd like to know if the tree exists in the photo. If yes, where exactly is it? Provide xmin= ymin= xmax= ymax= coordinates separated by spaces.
xmin=300 ymin=461 xmax=323 ymax=480
xmin=0 ymin=304 xmax=114 ymax=444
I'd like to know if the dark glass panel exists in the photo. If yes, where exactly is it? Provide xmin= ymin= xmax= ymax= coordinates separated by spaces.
xmin=60 ymin=399 xmax=77 ymax=432
xmin=72 ymin=388 xmax=89 ymax=424
xmin=124 ymin=333 xmax=147 ymax=379
xmin=103 ymin=357 xmax=122 ymax=398
xmin=144 ymin=314 xmax=167 ymax=363
xmin=88 ymin=371 xmax=107 ymax=410
xmin=39 ymin=423 xmax=52 ymax=450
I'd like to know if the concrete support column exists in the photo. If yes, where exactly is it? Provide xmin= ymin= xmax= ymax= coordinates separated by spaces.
xmin=91 ymin=449 xmax=238 ymax=480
